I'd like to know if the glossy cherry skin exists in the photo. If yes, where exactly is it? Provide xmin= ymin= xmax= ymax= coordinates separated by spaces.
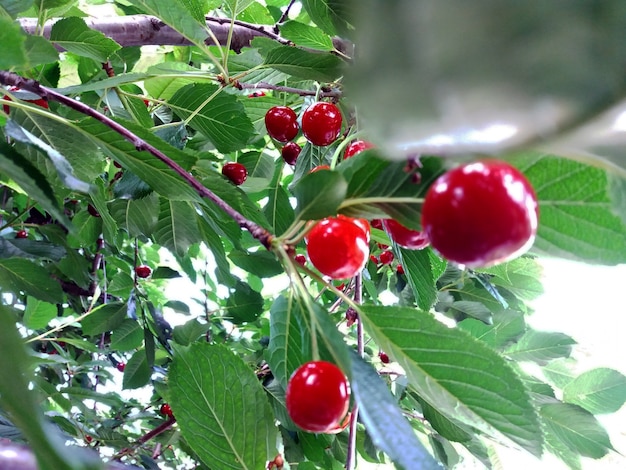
xmin=222 ymin=162 xmax=248 ymax=186
xmin=294 ymin=254 xmax=307 ymax=266
xmin=337 ymin=214 xmax=370 ymax=243
xmin=306 ymin=217 xmax=369 ymax=279
xmin=379 ymin=351 xmax=390 ymax=364
xmin=15 ymin=229 xmax=28 ymax=239
xmin=116 ymin=362 xmax=126 ymax=372
xmin=421 ymin=160 xmax=538 ymax=268
xmin=160 ymin=403 xmax=173 ymax=417
xmin=265 ymin=106 xmax=299 ymax=142
xmin=135 ymin=265 xmax=152 ymax=278
xmin=281 ymin=142 xmax=301 ymax=165
xmin=379 ymin=250 xmax=394 ymax=265
xmin=302 ymin=102 xmax=342 ymax=147
xmin=344 ymin=140 xmax=374 ymax=159
xmin=382 ymin=219 xmax=430 ymax=250
xmin=285 ymin=361 xmax=350 ymax=433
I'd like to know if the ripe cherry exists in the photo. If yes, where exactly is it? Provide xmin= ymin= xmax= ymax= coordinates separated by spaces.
xmin=265 ymin=106 xmax=299 ymax=142
xmin=3 ymin=87 xmax=49 ymax=114
xmin=421 ymin=159 xmax=538 ymax=268
xmin=116 ymin=362 xmax=126 ymax=372
xmin=281 ymin=142 xmax=301 ymax=165
xmin=379 ymin=351 xmax=390 ymax=364
xmin=382 ymin=219 xmax=430 ymax=250
xmin=135 ymin=265 xmax=152 ymax=279
xmin=160 ymin=403 xmax=173 ymax=417
xmin=344 ymin=140 xmax=374 ymax=159
xmin=396 ymin=264 xmax=405 ymax=275
xmin=285 ymin=361 xmax=350 ymax=433
xmin=87 ymin=204 xmax=100 ymax=218
xmin=222 ymin=162 xmax=247 ymax=186
xmin=338 ymin=214 xmax=370 ymax=243
xmin=248 ymin=91 xmax=266 ymax=98
xmin=15 ymin=229 xmax=28 ymax=239
xmin=369 ymin=255 xmax=379 ymax=264
xmin=294 ymin=254 xmax=306 ymax=266
xmin=85 ymin=435 xmax=93 ymax=444
xmin=370 ymin=219 xmax=383 ymax=230
xmin=306 ymin=216 xmax=369 ymax=279
xmin=302 ymin=102 xmax=342 ymax=147
xmin=379 ymin=251 xmax=394 ymax=265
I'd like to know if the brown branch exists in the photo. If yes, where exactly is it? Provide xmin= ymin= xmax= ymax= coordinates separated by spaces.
xmin=240 ymin=81 xmax=342 ymax=99
xmin=0 ymin=71 xmax=273 ymax=249
xmin=17 ymin=15 xmax=352 ymax=56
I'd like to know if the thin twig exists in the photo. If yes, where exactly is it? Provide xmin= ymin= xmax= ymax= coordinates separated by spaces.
xmin=0 ymin=71 xmax=273 ymax=249
xmin=276 ymin=0 xmax=297 ymax=26
xmin=240 ymin=81 xmax=342 ymax=99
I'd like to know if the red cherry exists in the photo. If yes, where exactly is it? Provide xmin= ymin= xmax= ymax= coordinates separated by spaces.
xmin=116 ymin=362 xmax=126 ymax=372
xmin=281 ymin=142 xmax=301 ymax=165
xmin=87 ymin=204 xmax=100 ymax=218
xmin=248 ymin=91 xmax=266 ymax=98
xmin=294 ymin=254 xmax=306 ymax=266
xmin=135 ymin=265 xmax=152 ymax=278
xmin=369 ymin=255 xmax=379 ymax=264
xmin=302 ymin=102 xmax=342 ymax=147
xmin=310 ymin=165 xmax=330 ymax=173
xmin=396 ymin=264 xmax=405 ymax=275
xmin=15 ymin=229 xmax=28 ymax=239
xmin=85 ymin=435 xmax=93 ymax=443
xmin=370 ymin=219 xmax=383 ymax=230
xmin=160 ymin=403 xmax=173 ymax=417
xmin=222 ymin=162 xmax=248 ymax=186
xmin=421 ymin=160 xmax=538 ymax=267
xmin=143 ymin=99 xmax=150 ymax=107
xmin=379 ymin=351 xmax=390 ymax=364
xmin=379 ymin=251 xmax=394 ymax=265
xmin=382 ymin=219 xmax=430 ymax=250
xmin=344 ymin=140 xmax=374 ymax=159
xmin=265 ymin=106 xmax=299 ymax=142
xmin=377 ymin=243 xmax=389 ymax=250
xmin=3 ymin=87 xmax=49 ymax=114
xmin=285 ymin=361 xmax=350 ymax=433
xmin=306 ymin=217 xmax=369 ymax=279
xmin=338 ymin=214 xmax=370 ymax=243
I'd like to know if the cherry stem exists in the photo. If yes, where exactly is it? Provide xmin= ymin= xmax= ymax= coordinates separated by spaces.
xmin=0 ymin=71 xmax=274 ymax=250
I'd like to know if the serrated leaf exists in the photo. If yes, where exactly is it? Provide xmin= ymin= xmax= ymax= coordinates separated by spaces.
xmin=110 ymin=319 xmax=144 ymax=351
xmin=172 ymin=318 xmax=210 ymax=346
xmin=81 ymin=302 xmax=127 ymax=336
xmin=293 ymin=170 xmax=348 ymax=220
xmin=122 ymin=349 xmax=152 ymax=389
xmin=22 ymin=35 xmax=59 ymax=67
xmin=153 ymin=199 xmax=201 ymax=256
xmin=360 ymin=305 xmax=543 ymax=456
xmin=169 ymin=343 xmax=277 ymax=469
xmin=170 ymin=83 xmax=255 ymax=153
xmin=505 ymin=329 xmax=576 ymax=365
xmin=350 ymin=352 xmax=442 ymax=470
xmin=50 ymin=17 xmax=120 ymax=62
xmin=280 ymin=21 xmax=334 ymax=51
xmin=228 ymin=250 xmax=283 ymax=278
xmin=301 ymin=0 xmax=352 ymax=37
xmin=449 ymin=300 xmax=493 ymax=324
xmin=513 ymin=154 xmax=626 ymax=264
xmin=398 ymin=247 xmax=443 ymax=310
xmin=0 ymin=238 xmax=66 ymax=261
xmin=563 ymin=368 xmax=626 ymax=415
xmin=263 ymin=45 xmax=343 ymax=82
xmin=0 ymin=17 xmax=27 ymax=69
xmin=224 ymin=0 xmax=255 ymax=15
xmin=0 ymin=259 xmax=63 ymax=303
xmin=0 ymin=0 xmax=34 ymax=18
xmin=226 ymin=280 xmax=264 ymax=323
xmin=264 ymin=177 xmax=295 ymax=235
xmin=540 ymin=402 xmax=613 ymax=459
xmin=457 ymin=310 xmax=526 ymax=350
xmin=23 ymin=297 xmax=57 ymax=330
xmin=109 ymin=192 xmax=159 ymax=237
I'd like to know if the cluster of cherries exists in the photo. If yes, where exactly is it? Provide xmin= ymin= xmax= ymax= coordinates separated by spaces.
xmin=286 ymin=159 xmax=539 ymax=433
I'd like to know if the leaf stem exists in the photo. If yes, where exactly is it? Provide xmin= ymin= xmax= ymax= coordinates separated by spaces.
xmin=0 ymin=71 xmax=273 ymax=249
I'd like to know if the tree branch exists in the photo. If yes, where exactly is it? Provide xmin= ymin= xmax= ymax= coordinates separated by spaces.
xmin=17 ymin=15 xmax=352 ymax=56
xmin=0 ymin=71 xmax=273 ymax=249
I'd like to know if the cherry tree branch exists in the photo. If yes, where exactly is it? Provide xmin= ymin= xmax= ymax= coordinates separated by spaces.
xmin=17 ymin=15 xmax=352 ymax=56
xmin=0 ymin=71 xmax=273 ymax=249
xmin=240 ymin=81 xmax=342 ymax=99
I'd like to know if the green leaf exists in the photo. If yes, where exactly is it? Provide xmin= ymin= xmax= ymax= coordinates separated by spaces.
xmin=301 ymin=0 xmax=352 ymax=37
xmin=228 ymin=250 xmax=283 ymax=278
xmin=0 ymin=238 xmax=66 ymax=261
xmin=478 ymin=256 xmax=544 ymax=303
xmin=540 ymin=402 xmax=613 ymax=459
xmin=449 ymin=300 xmax=493 ymax=324
xmin=22 ymin=35 xmax=59 ymax=67
xmin=417 ymin=396 xmax=472 ymax=443
xmin=398 ymin=247 xmax=444 ymax=310
xmin=110 ymin=319 xmax=144 ymax=351
xmin=224 ymin=0 xmax=255 ymax=15
xmin=350 ymin=352 xmax=442 ymax=470
xmin=172 ymin=318 xmax=210 ymax=346
xmin=127 ymin=0 xmax=209 ymax=47
xmin=0 ymin=0 xmax=34 ymax=18
xmin=505 ymin=329 xmax=576 ymax=365
xmin=0 ymin=17 xmax=27 ymax=69
xmin=0 ymin=305 xmax=82 ymax=470
xmin=23 ymin=297 xmax=57 ymax=330
xmin=514 ymin=154 xmax=626 ymax=264
xmin=153 ymin=199 xmax=201 ymax=256
xmin=122 ymin=349 xmax=152 ymax=389
xmin=169 ymin=343 xmax=277 ymax=469
xmin=0 ymin=142 xmax=70 ymax=228
xmin=169 ymin=83 xmax=255 ymax=153
xmin=49 ymin=17 xmax=121 ymax=62
xmin=264 ymin=177 xmax=295 ymax=235
xmin=0 ymin=259 xmax=63 ymax=303
xmin=457 ymin=310 xmax=526 ymax=350
xmin=359 ymin=305 xmax=543 ymax=456
xmin=109 ymin=193 xmax=159 ymax=237
xmin=263 ymin=45 xmax=344 ymax=82
xmin=563 ymin=368 xmax=626 ymax=415
xmin=293 ymin=169 xmax=348 ymax=220
xmin=226 ymin=280 xmax=264 ymax=323
xmin=179 ymin=0 xmax=210 ymax=22
xmin=280 ymin=21 xmax=334 ymax=51
xmin=81 ymin=302 xmax=127 ymax=336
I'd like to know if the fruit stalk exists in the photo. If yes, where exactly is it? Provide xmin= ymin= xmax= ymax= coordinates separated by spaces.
xmin=0 ymin=71 xmax=273 ymax=249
